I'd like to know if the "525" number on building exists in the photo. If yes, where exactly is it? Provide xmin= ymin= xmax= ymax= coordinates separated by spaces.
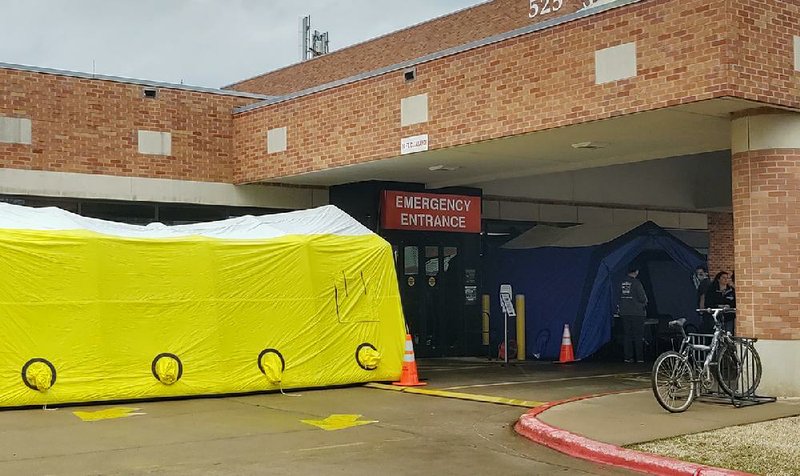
xmin=528 ymin=0 xmax=563 ymax=18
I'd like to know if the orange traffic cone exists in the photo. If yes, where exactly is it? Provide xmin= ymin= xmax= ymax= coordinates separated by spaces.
xmin=393 ymin=334 xmax=427 ymax=386
xmin=557 ymin=324 xmax=575 ymax=364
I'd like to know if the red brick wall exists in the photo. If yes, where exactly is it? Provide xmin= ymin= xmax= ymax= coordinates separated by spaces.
xmin=0 ymin=68 xmax=253 ymax=183
xmin=732 ymin=149 xmax=800 ymax=340
xmin=728 ymin=0 xmax=800 ymax=110
xmin=707 ymin=212 xmax=734 ymax=277
xmin=234 ymin=0 xmax=733 ymax=183
xmin=228 ymin=0 xmax=591 ymax=96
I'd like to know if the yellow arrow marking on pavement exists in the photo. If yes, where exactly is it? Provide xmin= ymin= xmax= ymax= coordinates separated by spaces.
xmin=366 ymin=383 xmax=544 ymax=408
xmin=301 ymin=414 xmax=378 ymax=431
xmin=73 ymin=407 xmax=145 ymax=422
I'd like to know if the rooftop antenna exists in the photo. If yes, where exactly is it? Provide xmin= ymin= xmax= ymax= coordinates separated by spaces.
xmin=300 ymin=15 xmax=330 ymax=61
xmin=92 ymin=60 xmax=96 ymax=78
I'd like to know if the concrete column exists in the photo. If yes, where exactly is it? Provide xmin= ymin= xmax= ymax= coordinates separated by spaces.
xmin=731 ymin=109 xmax=800 ymax=396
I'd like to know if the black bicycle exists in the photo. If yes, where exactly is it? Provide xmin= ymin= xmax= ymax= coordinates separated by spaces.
xmin=651 ymin=307 xmax=762 ymax=413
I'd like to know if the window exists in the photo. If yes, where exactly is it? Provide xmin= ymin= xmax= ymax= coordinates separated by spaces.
xmin=443 ymin=247 xmax=458 ymax=272
xmin=404 ymin=246 xmax=419 ymax=275
xmin=425 ymin=246 xmax=439 ymax=276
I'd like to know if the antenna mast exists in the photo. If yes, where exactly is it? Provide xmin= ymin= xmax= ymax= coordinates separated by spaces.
xmin=300 ymin=15 xmax=330 ymax=61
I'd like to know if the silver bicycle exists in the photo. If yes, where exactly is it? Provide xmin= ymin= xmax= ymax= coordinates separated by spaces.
xmin=651 ymin=307 xmax=762 ymax=413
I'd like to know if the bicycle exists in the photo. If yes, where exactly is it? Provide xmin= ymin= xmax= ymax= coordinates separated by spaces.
xmin=651 ymin=307 xmax=762 ymax=413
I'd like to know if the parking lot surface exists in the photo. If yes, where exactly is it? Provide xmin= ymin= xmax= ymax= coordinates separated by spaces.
xmin=0 ymin=359 xmax=645 ymax=475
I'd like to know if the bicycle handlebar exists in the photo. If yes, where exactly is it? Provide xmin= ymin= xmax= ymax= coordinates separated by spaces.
xmin=696 ymin=307 xmax=736 ymax=314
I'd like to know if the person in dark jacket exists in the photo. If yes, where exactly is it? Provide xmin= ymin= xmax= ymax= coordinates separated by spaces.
xmin=693 ymin=265 xmax=710 ymax=308
xmin=701 ymin=271 xmax=736 ymax=334
xmin=693 ymin=265 xmax=713 ymax=332
xmin=618 ymin=265 xmax=648 ymax=363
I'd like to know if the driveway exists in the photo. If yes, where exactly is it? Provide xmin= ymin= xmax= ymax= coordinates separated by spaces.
xmin=0 ymin=359 xmax=646 ymax=475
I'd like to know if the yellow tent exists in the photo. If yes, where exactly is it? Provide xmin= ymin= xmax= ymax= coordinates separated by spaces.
xmin=0 ymin=204 xmax=405 ymax=408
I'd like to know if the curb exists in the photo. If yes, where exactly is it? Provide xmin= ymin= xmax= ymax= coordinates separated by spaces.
xmin=514 ymin=393 xmax=753 ymax=476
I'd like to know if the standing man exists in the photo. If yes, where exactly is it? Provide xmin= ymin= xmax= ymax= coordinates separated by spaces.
xmin=693 ymin=265 xmax=712 ymax=332
xmin=618 ymin=265 xmax=648 ymax=363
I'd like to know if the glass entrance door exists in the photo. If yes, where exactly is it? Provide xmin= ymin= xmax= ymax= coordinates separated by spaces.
xmin=397 ymin=243 xmax=462 ymax=357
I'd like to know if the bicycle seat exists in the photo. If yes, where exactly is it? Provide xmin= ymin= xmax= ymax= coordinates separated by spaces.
xmin=668 ymin=318 xmax=686 ymax=328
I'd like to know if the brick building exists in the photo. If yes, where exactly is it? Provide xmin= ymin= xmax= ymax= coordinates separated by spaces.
xmin=2 ymin=0 xmax=798 ymax=394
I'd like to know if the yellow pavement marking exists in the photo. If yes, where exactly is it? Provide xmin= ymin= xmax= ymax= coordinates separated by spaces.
xmin=442 ymin=372 xmax=648 ymax=390
xmin=300 ymin=414 xmax=378 ymax=431
xmin=73 ymin=407 xmax=145 ymax=422
xmin=366 ymin=383 xmax=544 ymax=408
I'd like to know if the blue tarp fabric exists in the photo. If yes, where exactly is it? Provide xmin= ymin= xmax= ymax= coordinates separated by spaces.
xmin=488 ymin=222 xmax=704 ymax=360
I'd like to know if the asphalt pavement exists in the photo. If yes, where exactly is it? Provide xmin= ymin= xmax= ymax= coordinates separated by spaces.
xmin=2 ymin=358 xmax=794 ymax=475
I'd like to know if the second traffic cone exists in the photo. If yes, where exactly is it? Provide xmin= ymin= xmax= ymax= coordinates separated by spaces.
xmin=393 ymin=334 xmax=426 ymax=386
xmin=557 ymin=324 xmax=575 ymax=364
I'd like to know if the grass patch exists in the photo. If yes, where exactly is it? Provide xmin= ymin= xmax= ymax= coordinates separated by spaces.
xmin=629 ymin=416 xmax=800 ymax=475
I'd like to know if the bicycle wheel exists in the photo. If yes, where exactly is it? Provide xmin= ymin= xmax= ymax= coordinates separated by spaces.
xmin=652 ymin=351 xmax=695 ymax=413
xmin=716 ymin=341 xmax=762 ymax=397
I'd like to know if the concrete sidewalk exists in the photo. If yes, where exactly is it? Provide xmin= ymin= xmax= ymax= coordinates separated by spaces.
xmin=405 ymin=359 xmax=800 ymax=473
xmin=515 ymin=389 xmax=800 ymax=475
xmin=537 ymin=390 xmax=800 ymax=447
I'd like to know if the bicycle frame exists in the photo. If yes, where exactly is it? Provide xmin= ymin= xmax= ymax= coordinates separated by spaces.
xmin=672 ymin=308 xmax=732 ymax=386
xmin=653 ymin=307 xmax=769 ymax=411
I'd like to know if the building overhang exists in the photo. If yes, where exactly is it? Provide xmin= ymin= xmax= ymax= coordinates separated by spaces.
xmin=256 ymin=98 xmax=763 ymax=189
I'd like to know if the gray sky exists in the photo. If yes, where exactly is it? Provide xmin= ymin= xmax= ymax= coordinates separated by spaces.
xmin=1 ymin=0 xmax=482 ymax=89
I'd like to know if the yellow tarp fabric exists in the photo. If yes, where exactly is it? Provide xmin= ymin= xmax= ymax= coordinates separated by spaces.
xmin=0 ymin=228 xmax=405 ymax=408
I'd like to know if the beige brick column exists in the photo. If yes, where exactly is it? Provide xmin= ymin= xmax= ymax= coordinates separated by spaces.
xmin=707 ymin=212 xmax=734 ymax=277
xmin=731 ymin=109 xmax=800 ymax=396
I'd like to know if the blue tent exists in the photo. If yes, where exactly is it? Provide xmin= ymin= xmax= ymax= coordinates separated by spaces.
xmin=487 ymin=221 xmax=705 ymax=360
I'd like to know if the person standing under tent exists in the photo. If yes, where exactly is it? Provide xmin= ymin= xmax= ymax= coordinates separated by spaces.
xmin=693 ymin=265 xmax=710 ymax=305
xmin=701 ymin=271 xmax=736 ymax=335
xmin=618 ymin=265 xmax=648 ymax=363
xmin=693 ymin=265 xmax=712 ymax=332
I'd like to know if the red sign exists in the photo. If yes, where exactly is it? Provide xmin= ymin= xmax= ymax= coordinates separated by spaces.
xmin=381 ymin=191 xmax=481 ymax=233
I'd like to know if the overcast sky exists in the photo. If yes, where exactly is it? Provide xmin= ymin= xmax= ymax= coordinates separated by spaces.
xmin=1 ymin=0 xmax=482 ymax=89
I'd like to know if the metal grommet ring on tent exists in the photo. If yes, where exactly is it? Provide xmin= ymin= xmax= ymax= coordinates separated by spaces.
xmin=257 ymin=349 xmax=285 ymax=374
xmin=151 ymin=353 xmax=183 ymax=385
xmin=355 ymin=343 xmax=379 ymax=371
xmin=21 ymin=358 xmax=57 ymax=391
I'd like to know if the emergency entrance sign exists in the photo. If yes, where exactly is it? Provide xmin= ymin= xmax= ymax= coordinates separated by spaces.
xmin=380 ymin=191 xmax=481 ymax=233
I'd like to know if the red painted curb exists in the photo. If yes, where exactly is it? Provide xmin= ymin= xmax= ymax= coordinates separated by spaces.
xmin=514 ymin=392 xmax=753 ymax=476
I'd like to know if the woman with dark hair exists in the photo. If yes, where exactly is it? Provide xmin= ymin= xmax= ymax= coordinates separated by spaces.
xmin=700 ymin=271 xmax=736 ymax=334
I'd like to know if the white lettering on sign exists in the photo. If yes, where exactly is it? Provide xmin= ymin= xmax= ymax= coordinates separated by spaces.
xmin=400 ymin=213 xmax=467 ymax=229
xmin=579 ymin=0 xmax=613 ymax=9
xmin=394 ymin=195 xmax=473 ymax=212
xmin=400 ymin=134 xmax=429 ymax=155
xmin=382 ymin=191 xmax=480 ymax=233
xmin=529 ymin=0 xmax=563 ymax=18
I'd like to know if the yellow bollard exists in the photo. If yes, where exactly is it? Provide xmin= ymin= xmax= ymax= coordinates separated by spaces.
xmin=482 ymin=294 xmax=490 ymax=346
xmin=516 ymin=294 xmax=525 ymax=361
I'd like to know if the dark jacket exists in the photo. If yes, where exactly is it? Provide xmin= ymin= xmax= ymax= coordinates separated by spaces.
xmin=695 ymin=278 xmax=710 ymax=308
xmin=704 ymin=285 xmax=736 ymax=310
xmin=619 ymin=276 xmax=648 ymax=316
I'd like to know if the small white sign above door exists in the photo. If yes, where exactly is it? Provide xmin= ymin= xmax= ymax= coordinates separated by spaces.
xmin=400 ymin=134 xmax=429 ymax=155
